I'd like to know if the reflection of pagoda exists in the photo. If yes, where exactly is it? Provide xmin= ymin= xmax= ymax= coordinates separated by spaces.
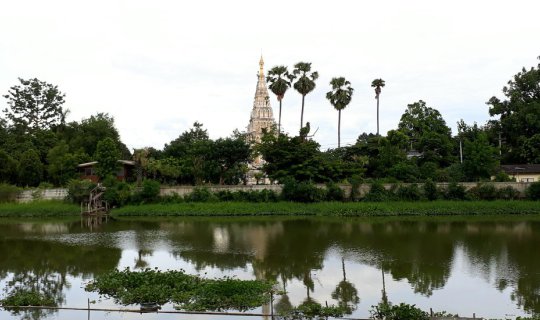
xmin=246 ymin=56 xmax=276 ymax=184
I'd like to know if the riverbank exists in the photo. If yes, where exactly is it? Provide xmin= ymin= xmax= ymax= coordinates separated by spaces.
xmin=0 ymin=201 xmax=79 ymax=217
xmin=1 ymin=200 xmax=539 ymax=218
xmin=112 ymin=200 xmax=540 ymax=217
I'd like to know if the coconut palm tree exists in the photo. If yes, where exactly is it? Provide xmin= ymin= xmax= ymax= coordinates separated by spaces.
xmin=267 ymin=66 xmax=294 ymax=135
xmin=293 ymin=62 xmax=319 ymax=130
xmin=371 ymin=78 xmax=386 ymax=136
xmin=326 ymin=77 xmax=354 ymax=148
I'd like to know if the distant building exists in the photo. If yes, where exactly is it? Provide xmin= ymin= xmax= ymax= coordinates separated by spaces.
xmin=499 ymin=164 xmax=540 ymax=182
xmin=77 ymin=160 xmax=136 ymax=183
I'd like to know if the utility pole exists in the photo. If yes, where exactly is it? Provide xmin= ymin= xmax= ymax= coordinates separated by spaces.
xmin=459 ymin=139 xmax=463 ymax=164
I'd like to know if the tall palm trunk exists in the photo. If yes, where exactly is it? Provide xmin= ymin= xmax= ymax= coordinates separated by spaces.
xmin=376 ymin=96 xmax=380 ymax=136
xmin=278 ymin=99 xmax=282 ymax=135
xmin=338 ymin=109 xmax=342 ymax=148
xmin=300 ymin=95 xmax=305 ymax=130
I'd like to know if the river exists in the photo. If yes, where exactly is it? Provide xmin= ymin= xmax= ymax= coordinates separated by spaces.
xmin=0 ymin=216 xmax=539 ymax=319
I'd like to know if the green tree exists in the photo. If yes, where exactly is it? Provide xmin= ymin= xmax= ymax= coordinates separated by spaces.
xmin=2 ymin=78 xmax=66 ymax=133
xmin=61 ymin=113 xmax=128 ymax=159
xmin=462 ymin=132 xmax=499 ymax=181
xmin=267 ymin=66 xmax=294 ymax=135
xmin=0 ymin=150 xmax=18 ymax=184
xmin=94 ymin=138 xmax=120 ymax=179
xmin=18 ymin=149 xmax=43 ymax=187
xmin=46 ymin=141 xmax=81 ymax=186
xmin=212 ymin=134 xmax=251 ymax=185
xmin=326 ymin=77 xmax=354 ymax=148
xmin=371 ymin=78 xmax=386 ymax=136
xmin=163 ymin=122 xmax=213 ymax=185
xmin=293 ymin=62 xmax=319 ymax=130
xmin=488 ymin=56 xmax=540 ymax=164
xmin=398 ymin=100 xmax=454 ymax=166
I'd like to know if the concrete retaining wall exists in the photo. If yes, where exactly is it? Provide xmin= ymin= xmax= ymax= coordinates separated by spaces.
xmin=15 ymin=182 xmax=532 ymax=203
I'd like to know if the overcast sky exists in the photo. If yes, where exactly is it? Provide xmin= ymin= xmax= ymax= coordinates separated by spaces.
xmin=1 ymin=0 xmax=539 ymax=151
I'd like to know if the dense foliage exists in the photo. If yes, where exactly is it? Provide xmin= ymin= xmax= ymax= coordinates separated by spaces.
xmin=1 ymin=56 xmax=540 ymax=189
xmin=85 ymin=268 xmax=273 ymax=311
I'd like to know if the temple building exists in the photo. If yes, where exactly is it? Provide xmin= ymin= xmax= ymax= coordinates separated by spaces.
xmin=245 ymin=56 xmax=276 ymax=184
xmin=246 ymin=56 xmax=276 ymax=145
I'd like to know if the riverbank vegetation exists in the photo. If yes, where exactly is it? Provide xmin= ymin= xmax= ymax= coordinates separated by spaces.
xmin=0 ymin=201 xmax=78 ymax=217
xmin=1 ymin=57 xmax=540 ymax=190
xmin=112 ymin=201 xmax=540 ymax=217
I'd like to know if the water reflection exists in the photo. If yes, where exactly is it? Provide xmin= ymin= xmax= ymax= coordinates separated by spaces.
xmin=0 ymin=217 xmax=539 ymax=319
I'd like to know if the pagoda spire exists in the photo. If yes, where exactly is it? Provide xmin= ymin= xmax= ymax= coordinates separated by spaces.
xmin=259 ymin=55 xmax=264 ymax=80
xmin=247 ymin=56 xmax=276 ymax=144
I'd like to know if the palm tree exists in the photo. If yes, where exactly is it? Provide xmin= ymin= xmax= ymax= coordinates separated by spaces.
xmin=326 ymin=77 xmax=354 ymax=148
xmin=267 ymin=66 xmax=294 ymax=135
xmin=293 ymin=62 xmax=319 ymax=130
xmin=371 ymin=78 xmax=385 ymax=136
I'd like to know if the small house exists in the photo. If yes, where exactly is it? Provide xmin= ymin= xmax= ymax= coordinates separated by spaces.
xmin=77 ymin=160 xmax=136 ymax=183
xmin=499 ymin=164 xmax=540 ymax=182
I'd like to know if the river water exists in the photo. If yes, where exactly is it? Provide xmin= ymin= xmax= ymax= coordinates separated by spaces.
xmin=0 ymin=216 xmax=539 ymax=319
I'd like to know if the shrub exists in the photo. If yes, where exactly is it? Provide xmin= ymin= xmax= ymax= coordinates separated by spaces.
xmin=281 ymin=180 xmax=326 ymax=203
xmin=497 ymin=186 xmax=520 ymax=200
xmin=493 ymin=171 xmax=514 ymax=182
xmin=526 ymin=182 xmax=540 ymax=200
xmin=326 ymin=182 xmax=345 ymax=201
xmin=160 ymin=192 xmax=184 ymax=204
xmin=468 ymin=183 xmax=497 ymax=201
xmin=67 ymin=179 xmax=96 ymax=203
xmin=423 ymin=179 xmax=438 ymax=201
xmin=216 ymin=190 xmax=234 ymax=201
xmin=138 ymin=180 xmax=161 ymax=203
xmin=363 ymin=181 xmax=389 ymax=202
xmin=185 ymin=187 xmax=218 ymax=202
xmin=38 ymin=182 xmax=54 ymax=189
xmin=0 ymin=183 xmax=20 ymax=203
xmin=370 ymin=302 xmax=429 ymax=320
xmin=395 ymin=184 xmax=421 ymax=201
xmin=444 ymin=182 xmax=466 ymax=200
xmin=104 ymin=182 xmax=133 ymax=207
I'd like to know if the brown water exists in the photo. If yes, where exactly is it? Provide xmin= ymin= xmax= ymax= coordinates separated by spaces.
xmin=0 ymin=216 xmax=539 ymax=319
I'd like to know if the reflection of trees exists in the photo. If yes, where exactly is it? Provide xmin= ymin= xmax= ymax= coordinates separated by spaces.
xmin=0 ymin=236 xmax=121 ymax=320
xmin=458 ymin=221 xmax=540 ymax=315
xmin=331 ymin=258 xmax=359 ymax=313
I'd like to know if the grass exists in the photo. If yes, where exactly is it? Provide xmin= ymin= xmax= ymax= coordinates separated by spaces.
xmin=0 ymin=201 xmax=79 ymax=217
xmin=112 ymin=200 xmax=540 ymax=217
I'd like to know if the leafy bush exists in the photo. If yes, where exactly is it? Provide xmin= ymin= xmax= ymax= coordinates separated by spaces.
xmin=325 ymin=182 xmax=345 ymax=201
xmin=38 ymin=182 xmax=54 ymax=189
xmin=85 ymin=268 xmax=273 ymax=312
xmin=444 ymin=182 xmax=466 ymax=200
xmin=497 ymin=186 xmax=520 ymax=200
xmin=185 ymin=187 xmax=217 ymax=202
xmin=281 ymin=180 xmax=326 ymax=203
xmin=493 ymin=171 xmax=514 ymax=182
xmin=160 ymin=192 xmax=184 ymax=204
xmin=468 ymin=183 xmax=497 ymax=201
xmin=67 ymin=179 xmax=96 ymax=203
xmin=395 ymin=184 xmax=421 ymax=201
xmin=526 ymin=182 xmax=540 ymax=200
xmin=422 ymin=179 xmax=438 ymax=201
xmin=363 ymin=181 xmax=389 ymax=202
xmin=369 ymin=302 xmax=429 ymax=320
xmin=0 ymin=183 xmax=20 ymax=203
xmin=104 ymin=182 xmax=133 ymax=207
xmin=138 ymin=179 xmax=161 ymax=203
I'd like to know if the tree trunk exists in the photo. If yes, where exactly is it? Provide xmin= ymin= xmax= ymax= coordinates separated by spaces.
xmin=338 ymin=109 xmax=341 ymax=148
xmin=278 ymin=99 xmax=282 ymax=136
xmin=376 ymin=96 xmax=380 ymax=136
xmin=300 ymin=95 xmax=305 ymax=130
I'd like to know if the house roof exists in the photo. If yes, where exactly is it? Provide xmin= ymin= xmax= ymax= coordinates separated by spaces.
xmin=500 ymin=164 xmax=540 ymax=174
xmin=77 ymin=160 xmax=136 ymax=168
